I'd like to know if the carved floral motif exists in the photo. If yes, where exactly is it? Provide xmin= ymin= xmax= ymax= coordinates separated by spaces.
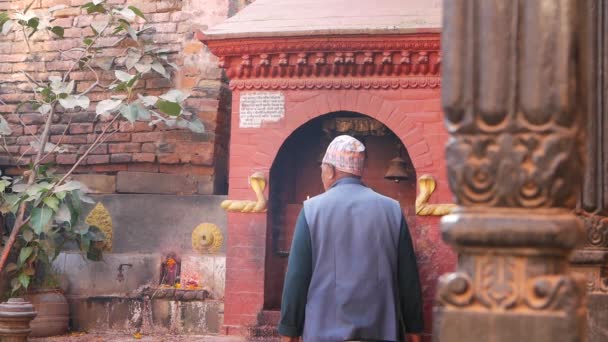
xmin=438 ymin=255 xmax=586 ymax=312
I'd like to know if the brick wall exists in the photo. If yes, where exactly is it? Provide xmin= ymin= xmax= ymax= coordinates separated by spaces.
xmin=0 ymin=0 xmax=244 ymax=194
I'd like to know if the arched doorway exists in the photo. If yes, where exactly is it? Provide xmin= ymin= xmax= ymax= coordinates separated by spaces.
xmin=264 ymin=111 xmax=417 ymax=309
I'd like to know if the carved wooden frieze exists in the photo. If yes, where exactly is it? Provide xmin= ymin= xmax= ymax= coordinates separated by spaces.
xmin=199 ymin=33 xmax=441 ymax=90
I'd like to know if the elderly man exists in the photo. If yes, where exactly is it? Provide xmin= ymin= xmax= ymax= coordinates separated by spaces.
xmin=278 ymin=135 xmax=423 ymax=342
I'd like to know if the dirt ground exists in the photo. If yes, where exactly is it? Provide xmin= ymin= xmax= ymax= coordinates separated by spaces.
xmin=29 ymin=333 xmax=251 ymax=342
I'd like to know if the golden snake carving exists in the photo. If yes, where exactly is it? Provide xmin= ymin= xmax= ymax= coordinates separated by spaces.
xmin=220 ymin=172 xmax=267 ymax=213
xmin=415 ymin=174 xmax=456 ymax=216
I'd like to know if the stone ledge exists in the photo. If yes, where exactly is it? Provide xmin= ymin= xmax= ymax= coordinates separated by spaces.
xmin=116 ymin=171 xmax=215 ymax=195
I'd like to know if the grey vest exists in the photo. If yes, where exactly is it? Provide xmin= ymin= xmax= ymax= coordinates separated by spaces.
xmin=303 ymin=178 xmax=403 ymax=342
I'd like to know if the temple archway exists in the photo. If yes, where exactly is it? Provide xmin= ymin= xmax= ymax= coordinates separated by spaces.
xmin=264 ymin=112 xmax=417 ymax=309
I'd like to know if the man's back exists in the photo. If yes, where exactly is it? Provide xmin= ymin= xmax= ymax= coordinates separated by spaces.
xmin=302 ymin=178 xmax=403 ymax=342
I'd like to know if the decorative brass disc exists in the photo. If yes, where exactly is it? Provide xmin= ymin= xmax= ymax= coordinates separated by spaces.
xmin=192 ymin=223 xmax=224 ymax=254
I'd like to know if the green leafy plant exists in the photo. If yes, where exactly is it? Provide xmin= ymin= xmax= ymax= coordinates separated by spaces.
xmin=0 ymin=0 xmax=204 ymax=294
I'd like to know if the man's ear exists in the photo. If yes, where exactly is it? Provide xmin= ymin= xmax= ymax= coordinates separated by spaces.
xmin=327 ymin=165 xmax=336 ymax=179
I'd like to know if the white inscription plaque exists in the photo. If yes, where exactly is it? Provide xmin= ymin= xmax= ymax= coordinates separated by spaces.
xmin=239 ymin=92 xmax=285 ymax=128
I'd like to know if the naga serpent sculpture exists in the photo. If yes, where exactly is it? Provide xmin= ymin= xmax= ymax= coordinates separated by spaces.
xmin=220 ymin=171 xmax=267 ymax=213
xmin=415 ymin=174 xmax=456 ymax=216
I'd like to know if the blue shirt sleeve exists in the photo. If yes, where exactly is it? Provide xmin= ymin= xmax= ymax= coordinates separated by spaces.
xmin=278 ymin=209 xmax=313 ymax=337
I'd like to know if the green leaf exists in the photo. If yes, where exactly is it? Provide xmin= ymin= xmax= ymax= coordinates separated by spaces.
xmin=83 ymin=37 xmax=93 ymax=46
xmin=88 ymin=226 xmax=106 ymax=241
xmin=19 ymin=273 xmax=30 ymax=289
xmin=54 ymin=204 xmax=70 ymax=223
xmin=85 ymin=3 xmax=105 ymax=14
xmin=1 ymin=19 xmax=13 ymax=35
xmin=27 ymin=17 xmax=39 ymax=30
xmin=31 ymin=207 xmax=53 ymax=234
xmin=187 ymin=119 xmax=205 ymax=133
xmin=117 ymin=7 xmax=136 ymax=20
xmin=80 ymin=235 xmax=91 ymax=252
xmin=19 ymin=246 xmax=33 ymax=265
xmin=151 ymin=62 xmax=167 ymax=78
xmin=22 ymin=228 xmax=34 ymax=242
xmin=11 ymin=277 xmax=22 ymax=293
xmin=126 ymin=25 xmax=137 ymax=41
xmin=55 ymin=191 xmax=66 ymax=200
xmin=43 ymin=196 xmax=60 ymax=211
xmin=156 ymin=99 xmax=181 ymax=117
xmin=59 ymin=95 xmax=90 ymax=110
xmin=96 ymin=98 xmax=123 ymax=116
xmin=128 ymin=6 xmax=146 ymax=20
xmin=138 ymin=94 xmax=158 ymax=107
xmin=160 ymin=89 xmax=189 ymax=103
xmin=134 ymin=62 xmax=151 ymax=74
xmin=115 ymin=70 xmax=134 ymax=82
xmin=0 ymin=115 xmax=12 ymax=135
xmin=119 ymin=103 xmax=148 ymax=123
xmin=50 ymin=26 xmax=64 ymax=38
xmin=5 ymin=262 xmax=18 ymax=273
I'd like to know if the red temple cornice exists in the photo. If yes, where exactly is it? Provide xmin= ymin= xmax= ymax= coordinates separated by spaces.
xmin=197 ymin=32 xmax=441 ymax=90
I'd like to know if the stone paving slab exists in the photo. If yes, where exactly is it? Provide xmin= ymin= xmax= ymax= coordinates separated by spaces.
xmin=30 ymin=333 xmax=247 ymax=342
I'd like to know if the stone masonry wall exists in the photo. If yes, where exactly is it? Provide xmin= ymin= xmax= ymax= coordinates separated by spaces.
xmin=0 ymin=0 xmax=246 ymax=195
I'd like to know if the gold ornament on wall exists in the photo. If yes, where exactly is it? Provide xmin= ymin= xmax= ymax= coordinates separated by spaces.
xmin=192 ymin=223 xmax=224 ymax=254
xmin=85 ymin=202 xmax=113 ymax=251
xmin=415 ymin=175 xmax=456 ymax=216
xmin=220 ymin=172 xmax=267 ymax=213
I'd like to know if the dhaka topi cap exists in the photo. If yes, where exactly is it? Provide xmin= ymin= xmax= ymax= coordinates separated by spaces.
xmin=322 ymin=135 xmax=365 ymax=176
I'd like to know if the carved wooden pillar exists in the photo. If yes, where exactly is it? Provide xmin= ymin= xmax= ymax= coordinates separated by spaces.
xmin=435 ymin=1 xmax=588 ymax=341
xmin=570 ymin=1 xmax=608 ymax=341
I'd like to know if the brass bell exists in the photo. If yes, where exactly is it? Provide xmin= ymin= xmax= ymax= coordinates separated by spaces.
xmin=385 ymin=156 xmax=411 ymax=183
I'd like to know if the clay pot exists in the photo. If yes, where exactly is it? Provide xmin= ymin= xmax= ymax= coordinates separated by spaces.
xmin=26 ymin=289 xmax=69 ymax=337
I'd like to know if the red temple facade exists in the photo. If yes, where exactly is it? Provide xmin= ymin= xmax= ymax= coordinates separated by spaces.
xmin=200 ymin=0 xmax=451 ymax=339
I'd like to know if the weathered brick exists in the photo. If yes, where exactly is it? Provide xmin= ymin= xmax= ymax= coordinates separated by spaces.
xmin=52 ymin=17 xmax=74 ymax=28
xmin=118 ymin=121 xmax=154 ymax=132
xmin=16 ymin=136 xmax=38 ymax=145
xmin=116 ymin=171 xmax=196 ymax=194
xmin=50 ymin=124 xmax=69 ymax=135
xmin=92 ymin=164 xmax=128 ymax=173
xmin=78 ymin=144 xmax=107 ymax=154
xmin=19 ymin=146 xmax=36 ymax=156
xmin=157 ymin=153 xmax=180 ymax=164
xmin=87 ymin=132 xmax=131 ymax=143
xmin=150 ymin=22 xmax=177 ymax=33
xmin=141 ymin=143 xmax=156 ymax=153
xmin=50 ymin=135 xmax=87 ymax=144
xmin=156 ymin=0 xmax=180 ymax=12
xmin=128 ymin=163 xmax=159 ymax=173
xmin=131 ymin=132 xmax=163 ymax=142
xmin=108 ymin=143 xmax=141 ymax=153
xmin=86 ymin=154 xmax=110 ymax=165
xmin=23 ymin=125 xmax=39 ymax=135
xmin=145 ymin=78 xmax=172 ymax=88
xmin=53 ymin=7 xmax=81 ymax=18
xmin=71 ymin=174 xmax=116 ymax=193
xmin=110 ymin=153 xmax=132 ymax=163
xmin=132 ymin=153 xmax=155 ymax=163
xmin=8 ymin=125 xmax=24 ymax=136
xmin=56 ymin=154 xmax=78 ymax=165
xmin=69 ymin=123 xmax=94 ymax=134
xmin=147 ymin=12 xmax=170 ymax=22
xmin=0 ymin=54 xmax=28 ymax=62
xmin=191 ymin=152 xmax=214 ymax=166
xmin=21 ymin=114 xmax=45 ymax=125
